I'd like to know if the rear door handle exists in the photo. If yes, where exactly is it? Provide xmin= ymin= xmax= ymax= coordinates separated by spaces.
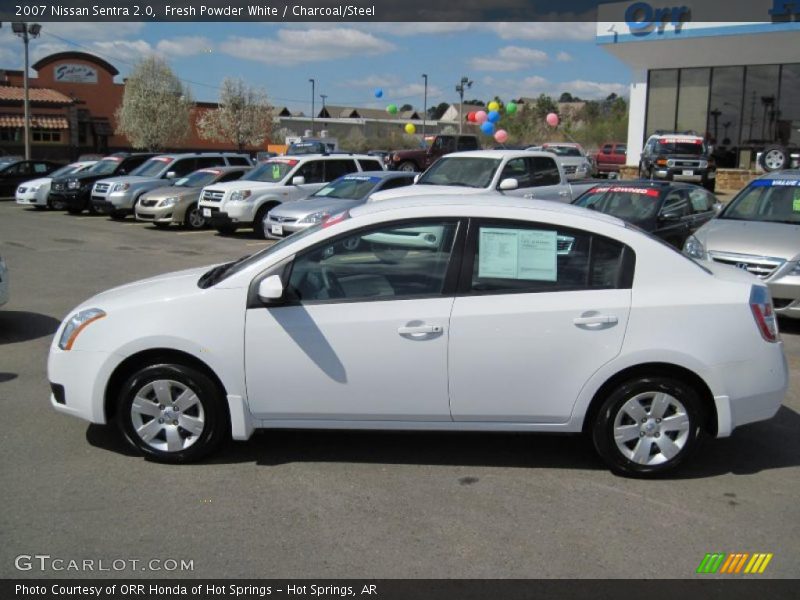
xmin=398 ymin=325 xmax=443 ymax=336
xmin=573 ymin=315 xmax=618 ymax=326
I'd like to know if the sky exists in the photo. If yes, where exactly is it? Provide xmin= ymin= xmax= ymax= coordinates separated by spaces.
xmin=0 ymin=22 xmax=632 ymax=113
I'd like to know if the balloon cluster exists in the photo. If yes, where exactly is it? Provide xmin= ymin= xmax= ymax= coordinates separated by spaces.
xmin=375 ymin=88 xmax=418 ymax=135
xmin=466 ymin=100 xmax=517 ymax=143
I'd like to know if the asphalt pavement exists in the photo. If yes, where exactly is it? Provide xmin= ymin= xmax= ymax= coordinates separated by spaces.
xmin=0 ymin=201 xmax=798 ymax=579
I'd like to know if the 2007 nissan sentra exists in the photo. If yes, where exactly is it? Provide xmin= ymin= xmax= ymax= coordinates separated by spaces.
xmin=48 ymin=195 xmax=788 ymax=476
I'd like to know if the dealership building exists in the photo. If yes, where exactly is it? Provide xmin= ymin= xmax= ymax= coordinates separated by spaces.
xmin=598 ymin=0 xmax=800 ymax=170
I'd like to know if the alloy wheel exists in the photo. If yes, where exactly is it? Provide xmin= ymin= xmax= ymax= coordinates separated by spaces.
xmin=129 ymin=379 xmax=205 ymax=453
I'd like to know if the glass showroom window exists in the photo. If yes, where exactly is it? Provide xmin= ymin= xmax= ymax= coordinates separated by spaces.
xmin=741 ymin=65 xmax=780 ymax=146
xmin=778 ymin=63 xmax=800 ymax=148
xmin=676 ymin=68 xmax=710 ymax=135
xmin=646 ymin=69 xmax=678 ymax=136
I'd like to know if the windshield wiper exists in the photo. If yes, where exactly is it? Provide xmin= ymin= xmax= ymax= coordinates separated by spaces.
xmin=198 ymin=255 xmax=251 ymax=289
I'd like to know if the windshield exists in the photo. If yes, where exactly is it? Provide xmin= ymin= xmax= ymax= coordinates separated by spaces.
xmin=312 ymin=176 xmax=380 ymax=200
xmin=85 ymin=158 xmax=121 ymax=176
xmin=131 ymin=157 xmax=173 ymax=177
xmin=544 ymin=146 xmax=583 ymax=157
xmin=574 ymin=186 xmax=661 ymax=224
xmin=720 ymin=181 xmax=800 ymax=225
xmin=243 ymin=159 xmax=298 ymax=183
xmin=418 ymin=157 xmax=501 ymax=188
xmin=655 ymin=138 xmax=706 ymax=155
xmin=174 ymin=170 xmax=221 ymax=188
xmin=49 ymin=163 xmax=86 ymax=179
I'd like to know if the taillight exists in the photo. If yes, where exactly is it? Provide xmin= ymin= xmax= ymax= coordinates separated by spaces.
xmin=750 ymin=285 xmax=779 ymax=342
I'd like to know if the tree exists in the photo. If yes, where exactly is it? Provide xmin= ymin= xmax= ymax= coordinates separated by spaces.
xmin=115 ymin=56 xmax=192 ymax=151
xmin=399 ymin=103 xmax=414 ymax=112
xmin=197 ymin=78 xmax=275 ymax=152
xmin=428 ymin=102 xmax=450 ymax=120
xmin=464 ymin=99 xmax=485 ymax=107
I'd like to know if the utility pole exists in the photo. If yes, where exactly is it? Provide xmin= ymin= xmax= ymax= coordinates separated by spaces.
xmin=455 ymin=76 xmax=472 ymax=135
xmin=309 ymin=78 xmax=315 ymax=136
xmin=320 ymin=94 xmax=327 ymax=111
xmin=12 ymin=22 xmax=42 ymax=160
xmin=422 ymin=73 xmax=428 ymax=138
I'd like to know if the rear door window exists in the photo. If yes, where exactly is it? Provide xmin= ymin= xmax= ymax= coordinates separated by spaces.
xmin=227 ymin=156 xmax=251 ymax=166
xmin=295 ymin=160 xmax=325 ymax=184
xmin=195 ymin=156 xmax=225 ymax=169
xmin=528 ymin=157 xmax=561 ymax=186
xmin=358 ymin=158 xmax=384 ymax=171
xmin=324 ymin=159 xmax=359 ymax=181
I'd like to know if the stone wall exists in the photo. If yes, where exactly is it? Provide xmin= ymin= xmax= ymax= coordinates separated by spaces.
xmin=617 ymin=166 xmax=757 ymax=191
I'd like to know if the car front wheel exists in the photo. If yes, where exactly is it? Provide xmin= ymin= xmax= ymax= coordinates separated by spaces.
xmin=183 ymin=203 xmax=207 ymax=229
xmin=591 ymin=376 xmax=704 ymax=477
xmin=117 ymin=363 xmax=228 ymax=463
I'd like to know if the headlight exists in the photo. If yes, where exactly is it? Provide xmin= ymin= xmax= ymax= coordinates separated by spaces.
xmin=790 ymin=262 xmax=800 ymax=276
xmin=699 ymin=160 xmax=708 ymax=168
xmin=683 ymin=235 xmax=707 ymax=260
xmin=299 ymin=211 xmax=330 ymax=224
xmin=58 ymin=308 xmax=106 ymax=351
xmin=231 ymin=190 xmax=252 ymax=202
xmin=160 ymin=196 xmax=178 ymax=208
xmin=67 ymin=179 xmax=80 ymax=190
xmin=26 ymin=184 xmax=41 ymax=192
xmin=113 ymin=183 xmax=130 ymax=192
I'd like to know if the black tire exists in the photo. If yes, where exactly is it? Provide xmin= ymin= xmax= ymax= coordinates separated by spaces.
xmin=253 ymin=204 xmax=272 ymax=240
xmin=66 ymin=204 xmax=84 ymax=215
xmin=215 ymin=224 xmax=237 ymax=236
xmin=86 ymin=200 xmax=100 ymax=216
xmin=33 ymin=205 xmax=47 ymax=211
xmin=397 ymin=161 xmax=417 ymax=172
xmin=183 ymin=203 xmax=207 ymax=230
xmin=591 ymin=376 xmax=705 ymax=477
xmin=703 ymin=177 xmax=716 ymax=193
xmin=117 ymin=363 xmax=229 ymax=463
xmin=759 ymin=145 xmax=789 ymax=172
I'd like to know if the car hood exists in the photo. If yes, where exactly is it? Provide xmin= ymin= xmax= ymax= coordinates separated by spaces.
xmin=695 ymin=219 xmax=800 ymax=261
xmin=20 ymin=177 xmax=52 ymax=188
xmin=96 ymin=175 xmax=161 ymax=186
xmin=204 ymin=180 xmax=281 ymax=192
xmin=271 ymin=196 xmax=364 ymax=218
xmin=142 ymin=185 xmax=196 ymax=200
xmin=369 ymin=184 xmax=488 ymax=202
xmin=79 ymin=266 xmax=213 ymax=312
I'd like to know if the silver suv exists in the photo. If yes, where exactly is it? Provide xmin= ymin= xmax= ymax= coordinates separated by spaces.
xmin=198 ymin=153 xmax=385 ymax=238
xmin=90 ymin=153 xmax=252 ymax=219
xmin=684 ymin=170 xmax=800 ymax=319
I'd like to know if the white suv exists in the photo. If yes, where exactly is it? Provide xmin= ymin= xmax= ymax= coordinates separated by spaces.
xmin=198 ymin=154 xmax=384 ymax=238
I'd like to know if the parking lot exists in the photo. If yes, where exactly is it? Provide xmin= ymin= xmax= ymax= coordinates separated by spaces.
xmin=1 ymin=200 xmax=798 ymax=579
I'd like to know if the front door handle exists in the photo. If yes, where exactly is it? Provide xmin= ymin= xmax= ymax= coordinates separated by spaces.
xmin=573 ymin=315 xmax=618 ymax=326
xmin=398 ymin=324 xmax=443 ymax=336
xmin=523 ymin=193 xmax=535 ymax=199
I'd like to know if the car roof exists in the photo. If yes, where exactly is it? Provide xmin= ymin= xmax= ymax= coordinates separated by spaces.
xmin=437 ymin=150 xmax=551 ymax=159
xmin=756 ymin=169 xmax=800 ymax=180
xmin=339 ymin=170 xmax=413 ymax=179
xmin=198 ymin=165 xmax=251 ymax=172
xmin=584 ymin=179 xmax=694 ymax=190
xmin=351 ymin=193 xmax=625 ymax=228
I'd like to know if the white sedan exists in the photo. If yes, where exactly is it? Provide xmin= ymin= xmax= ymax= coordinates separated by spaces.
xmin=48 ymin=196 xmax=788 ymax=476
xmin=15 ymin=160 xmax=97 ymax=209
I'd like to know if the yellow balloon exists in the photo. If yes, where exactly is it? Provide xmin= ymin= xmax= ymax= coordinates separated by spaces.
xmin=404 ymin=123 xmax=416 ymax=135
xmin=488 ymin=101 xmax=500 ymax=112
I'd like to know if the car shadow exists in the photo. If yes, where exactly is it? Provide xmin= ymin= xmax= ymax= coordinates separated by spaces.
xmin=0 ymin=372 xmax=18 ymax=383
xmin=84 ymin=404 xmax=800 ymax=478
xmin=0 ymin=311 xmax=61 ymax=345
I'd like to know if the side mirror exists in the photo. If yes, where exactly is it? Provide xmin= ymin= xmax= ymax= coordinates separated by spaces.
xmin=713 ymin=202 xmax=723 ymax=215
xmin=413 ymin=174 xmax=420 ymax=183
xmin=660 ymin=211 xmax=682 ymax=222
xmin=498 ymin=178 xmax=519 ymax=191
xmin=257 ymin=275 xmax=284 ymax=303
xmin=166 ymin=171 xmax=177 ymax=179
xmin=291 ymin=176 xmax=306 ymax=186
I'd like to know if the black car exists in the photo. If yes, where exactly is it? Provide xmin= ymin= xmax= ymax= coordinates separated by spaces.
xmin=639 ymin=132 xmax=717 ymax=192
xmin=0 ymin=159 xmax=61 ymax=198
xmin=50 ymin=153 xmax=156 ymax=214
xmin=572 ymin=180 xmax=722 ymax=249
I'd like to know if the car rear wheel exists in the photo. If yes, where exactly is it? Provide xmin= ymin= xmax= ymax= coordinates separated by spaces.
xmin=117 ymin=363 xmax=228 ymax=463
xmin=254 ymin=205 xmax=272 ymax=240
xmin=591 ymin=376 xmax=704 ymax=477
xmin=183 ymin=203 xmax=206 ymax=229
xmin=398 ymin=161 xmax=417 ymax=172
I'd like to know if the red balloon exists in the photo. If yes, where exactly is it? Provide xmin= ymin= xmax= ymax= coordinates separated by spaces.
xmin=467 ymin=111 xmax=476 ymax=122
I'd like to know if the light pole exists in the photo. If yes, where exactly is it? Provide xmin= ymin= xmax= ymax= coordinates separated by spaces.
xmin=12 ymin=22 xmax=42 ymax=160
xmin=422 ymin=73 xmax=428 ymax=138
xmin=320 ymin=94 xmax=327 ymax=111
xmin=309 ymin=78 xmax=315 ymax=137
xmin=455 ymin=76 xmax=472 ymax=134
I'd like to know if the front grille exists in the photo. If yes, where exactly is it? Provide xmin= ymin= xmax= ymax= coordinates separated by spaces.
xmin=94 ymin=183 xmax=110 ymax=194
xmin=202 ymin=189 xmax=224 ymax=202
xmin=269 ymin=215 xmax=298 ymax=224
xmin=140 ymin=198 xmax=158 ymax=207
xmin=52 ymin=182 xmax=64 ymax=192
xmin=670 ymin=159 xmax=703 ymax=168
xmin=708 ymin=251 xmax=785 ymax=279
xmin=562 ymin=165 xmax=577 ymax=175
xmin=137 ymin=213 xmax=155 ymax=220
xmin=557 ymin=235 xmax=574 ymax=254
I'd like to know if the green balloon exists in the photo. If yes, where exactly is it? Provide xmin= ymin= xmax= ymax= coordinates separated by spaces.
xmin=505 ymin=101 xmax=518 ymax=115
xmin=386 ymin=104 xmax=398 ymax=115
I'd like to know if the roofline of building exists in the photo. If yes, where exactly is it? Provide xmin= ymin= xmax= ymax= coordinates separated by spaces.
xmin=32 ymin=51 xmax=120 ymax=76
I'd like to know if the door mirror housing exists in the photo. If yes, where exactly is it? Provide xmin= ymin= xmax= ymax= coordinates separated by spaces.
xmin=659 ymin=210 xmax=682 ymax=221
xmin=413 ymin=174 xmax=420 ymax=183
xmin=291 ymin=176 xmax=306 ymax=186
xmin=258 ymin=275 xmax=284 ymax=303
xmin=498 ymin=178 xmax=519 ymax=191
xmin=165 ymin=171 xmax=177 ymax=179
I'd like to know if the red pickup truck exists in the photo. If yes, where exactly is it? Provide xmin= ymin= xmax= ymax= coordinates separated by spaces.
xmin=593 ymin=142 xmax=627 ymax=177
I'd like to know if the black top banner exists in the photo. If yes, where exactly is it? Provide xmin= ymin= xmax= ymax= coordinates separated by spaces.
xmin=0 ymin=0 xmax=796 ymax=22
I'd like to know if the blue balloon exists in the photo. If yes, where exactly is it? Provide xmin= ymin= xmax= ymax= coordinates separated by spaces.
xmin=480 ymin=121 xmax=495 ymax=135
xmin=487 ymin=110 xmax=500 ymax=123
xmin=374 ymin=88 xmax=383 ymax=98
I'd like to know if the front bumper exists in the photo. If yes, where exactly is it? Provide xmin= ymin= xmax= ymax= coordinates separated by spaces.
xmin=15 ymin=188 xmax=46 ymax=206
xmin=51 ymin=189 xmax=88 ymax=210
xmin=135 ymin=203 xmax=184 ymax=224
xmin=768 ymin=275 xmax=800 ymax=319
xmin=200 ymin=201 xmax=257 ymax=226
xmin=264 ymin=216 xmax=310 ymax=239
xmin=653 ymin=167 xmax=715 ymax=183
xmin=48 ymin=347 xmax=121 ymax=424
xmin=93 ymin=190 xmax=135 ymax=213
